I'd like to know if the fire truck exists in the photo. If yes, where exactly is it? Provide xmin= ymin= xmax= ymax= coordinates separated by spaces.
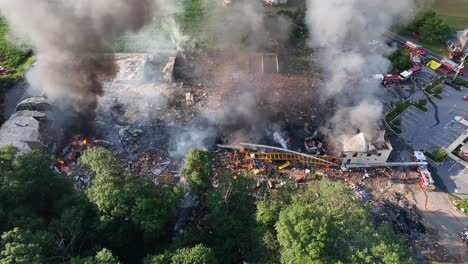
xmin=399 ymin=65 xmax=422 ymax=80
xmin=382 ymin=74 xmax=401 ymax=85
xmin=405 ymin=41 xmax=425 ymax=54
xmin=413 ymin=151 xmax=435 ymax=191
xmin=374 ymin=65 xmax=422 ymax=85
xmin=440 ymin=58 xmax=465 ymax=75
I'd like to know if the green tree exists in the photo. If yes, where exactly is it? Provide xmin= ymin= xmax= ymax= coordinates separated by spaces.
xmin=144 ymin=252 xmax=172 ymax=264
xmin=0 ymin=146 xmax=102 ymax=262
xmin=171 ymin=244 xmax=216 ymax=264
xmin=432 ymin=147 xmax=447 ymax=162
xmin=179 ymin=149 xmax=213 ymax=197
xmin=276 ymin=204 xmax=336 ymax=264
xmin=388 ymin=48 xmax=411 ymax=73
xmin=204 ymin=173 xmax=256 ymax=263
xmin=81 ymin=147 xmax=180 ymax=233
xmin=69 ymin=248 xmax=119 ymax=264
xmin=409 ymin=10 xmax=450 ymax=43
xmin=145 ymin=244 xmax=216 ymax=264
xmin=274 ymin=179 xmax=415 ymax=264
xmin=255 ymin=186 xmax=295 ymax=263
xmin=0 ymin=228 xmax=44 ymax=264
xmin=0 ymin=146 xmax=75 ymax=233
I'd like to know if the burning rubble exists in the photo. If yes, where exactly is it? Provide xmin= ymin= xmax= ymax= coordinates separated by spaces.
xmin=0 ymin=0 xmax=459 ymax=261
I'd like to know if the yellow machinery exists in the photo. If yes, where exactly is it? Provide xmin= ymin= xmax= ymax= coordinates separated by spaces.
xmin=278 ymin=161 xmax=291 ymax=170
xmin=251 ymin=152 xmax=339 ymax=167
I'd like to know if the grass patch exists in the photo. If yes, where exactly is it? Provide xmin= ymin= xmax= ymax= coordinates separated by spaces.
xmin=452 ymin=144 xmax=463 ymax=155
xmin=384 ymin=99 xmax=428 ymax=134
xmin=424 ymin=77 xmax=445 ymax=99
xmin=385 ymin=101 xmax=411 ymax=123
xmin=0 ymin=18 xmax=32 ymax=72
xmin=432 ymin=0 xmax=468 ymax=30
xmin=412 ymin=99 xmax=428 ymax=112
xmin=0 ymin=17 xmax=33 ymax=121
xmin=453 ymin=77 xmax=468 ymax=88
xmin=419 ymin=40 xmax=449 ymax=56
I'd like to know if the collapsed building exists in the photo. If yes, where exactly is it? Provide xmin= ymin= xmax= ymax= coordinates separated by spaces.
xmin=114 ymin=51 xmax=177 ymax=83
xmin=0 ymin=97 xmax=57 ymax=153
xmin=338 ymin=132 xmax=393 ymax=165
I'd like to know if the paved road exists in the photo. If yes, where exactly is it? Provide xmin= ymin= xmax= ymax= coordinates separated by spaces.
xmin=385 ymin=31 xmax=443 ymax=62
xmin=406 ymin=184 xmax=468 ymax=262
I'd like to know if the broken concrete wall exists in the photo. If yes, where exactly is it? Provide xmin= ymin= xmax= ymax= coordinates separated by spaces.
xmin=0 ymin=97 xmax=55 ymax=153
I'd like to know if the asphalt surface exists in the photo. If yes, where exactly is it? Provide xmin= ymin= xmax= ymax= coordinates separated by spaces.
xmin=385 ymin=31 xmax=443 ymax=62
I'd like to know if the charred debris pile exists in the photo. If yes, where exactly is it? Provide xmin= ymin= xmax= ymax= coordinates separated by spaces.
xmin=0 ymin=48 xmax=450 ymax=261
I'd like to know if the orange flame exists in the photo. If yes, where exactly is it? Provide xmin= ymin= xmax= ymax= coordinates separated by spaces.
xmin=57 ymin=159 xmax=65 ymax=165
xmin=82 ymin=139 xmax=89 ymax=145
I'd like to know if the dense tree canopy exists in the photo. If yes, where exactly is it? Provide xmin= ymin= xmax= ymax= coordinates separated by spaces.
xmin=69 ymin=248 xmax=120 ymax=264
xmin=0 ymin=146 xmax=75 ymax=233
xmin=0 ymin=145 xmax=415 ymax=263
xmin=144 ymin=244 xmax=216 ymax=264
xmin=179 ymin=149 xmax=213 ymax=197
xmin=81 ymin=147 xmax=180 ymax=233
xmin=0 ymin=228 xmax=44 ymax=264
xmin=406 ymin=10 xmax=451 ymax=43
xmin=274 ymin=180 xmax=415 ymax=264
xmin=204 ymin=173 xmax=256 ymax=262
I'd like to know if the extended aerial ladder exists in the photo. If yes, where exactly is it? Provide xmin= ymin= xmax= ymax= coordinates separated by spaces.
xmin=453 ymin=51 xmax=467 ymax=80
xmin=239 ymin=143 xmax=339 ymax=167
xmin=250 ymin=152 xmax=338 ymax=167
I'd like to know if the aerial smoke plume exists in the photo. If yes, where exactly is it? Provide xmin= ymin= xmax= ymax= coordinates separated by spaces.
xmin=305 ymin=0 xmax=423 ymax=147
xmin=0 ymin=0 xmax=172 ymax=114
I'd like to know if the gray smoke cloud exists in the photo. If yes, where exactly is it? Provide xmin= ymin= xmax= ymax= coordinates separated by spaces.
xmin=121 ymin=1 xmax=188 ymax=51
xmin=169 ymin=0 xmax=295 ymax=157
xmin=0 ymin=0 xmax=176 ymax=115
xmin=305 ymin=0 xmax=423 ymax=148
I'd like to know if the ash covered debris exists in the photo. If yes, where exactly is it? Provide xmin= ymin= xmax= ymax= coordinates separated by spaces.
xmin=0 ymin=96 xmax=60 ymax=153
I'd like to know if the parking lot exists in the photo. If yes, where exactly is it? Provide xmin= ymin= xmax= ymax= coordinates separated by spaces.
xmin=394 ymin=78 xmax=468 ymax=196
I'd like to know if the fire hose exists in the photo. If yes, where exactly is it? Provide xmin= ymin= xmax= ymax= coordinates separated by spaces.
xmin=418 ymin=183 xmax=466 ymax=228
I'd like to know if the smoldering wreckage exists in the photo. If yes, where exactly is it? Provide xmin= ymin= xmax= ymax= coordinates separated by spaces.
xmin=0 ymin=0 xmax=459 ymax=261
xmin=0 ymin=49 xmax=454 ymax=261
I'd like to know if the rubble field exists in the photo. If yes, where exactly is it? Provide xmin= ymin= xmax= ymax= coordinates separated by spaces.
xmin=211 ymin=148 xmax=463 ymax=262
xmin=50 ymin=50 xmax=464 ymax=262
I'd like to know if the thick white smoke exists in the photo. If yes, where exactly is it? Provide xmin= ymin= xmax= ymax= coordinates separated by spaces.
xmin=305 ymin=0 xmax=422 ymax=147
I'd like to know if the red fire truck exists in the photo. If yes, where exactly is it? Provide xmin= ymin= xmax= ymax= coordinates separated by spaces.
xmin=382 ymin=74 xmax=401 ymax=85
xmin=405 ymin=41 xmax=425 ymax=55
xmin=413 ymin=151 xmax=435 ymax=191
xmin=400 ymin=65 xmax=422 ymax=80
xmin=440 ymin=58 xmax=465 ymax=75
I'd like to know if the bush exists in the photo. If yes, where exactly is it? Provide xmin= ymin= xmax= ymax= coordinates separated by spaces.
xmin=460 ymin=199 xmax=468 ymax=213
xmin=425 ymin=147 xmax=447 ymax=162
xmin=392 ymin=118 xmax=401 ymax=126
xmin=453 ymin=77 xmax=468 ymax=87
xmin=388 ymin=48 xmax=411 ymax=73
xmin=433 ymin=85 xmax=444 ymax=95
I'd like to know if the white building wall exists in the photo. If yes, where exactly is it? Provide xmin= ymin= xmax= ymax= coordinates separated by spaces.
xmin=341 ymin=148 xmax=392 ymax=164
